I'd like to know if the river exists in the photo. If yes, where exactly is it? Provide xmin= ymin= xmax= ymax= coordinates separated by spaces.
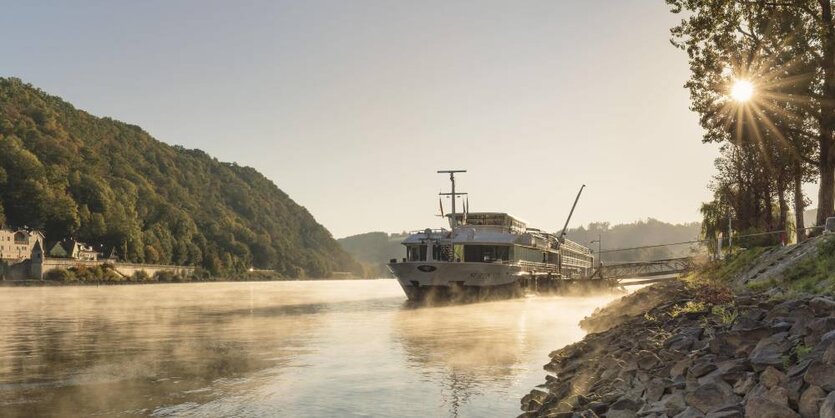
xmin=0 ymin=280 xmax=620 ymax=417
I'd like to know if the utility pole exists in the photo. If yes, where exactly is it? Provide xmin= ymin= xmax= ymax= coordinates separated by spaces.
xmin=727 ymin=212 xmax=732 ymax=255
xmin=591 ymin=234 xmax=602 ymax=267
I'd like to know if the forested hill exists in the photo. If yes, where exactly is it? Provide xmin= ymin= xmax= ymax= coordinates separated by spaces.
xmin=0 ymin=78 xmax=360 ymax=278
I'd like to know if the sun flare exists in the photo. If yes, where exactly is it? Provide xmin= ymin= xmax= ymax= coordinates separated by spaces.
xmin=731 ymin=80 xmax=754 ymax=102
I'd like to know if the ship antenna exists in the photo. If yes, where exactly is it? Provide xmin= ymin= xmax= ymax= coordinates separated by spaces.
xmin=437 ymin=170 xmax=467 ymax=234
xmin=558 ymin=184 xmax=586 ymax=243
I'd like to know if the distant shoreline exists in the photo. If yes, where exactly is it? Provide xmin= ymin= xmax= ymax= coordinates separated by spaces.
xmin=0 ymin=276 xmax=380 ymax=287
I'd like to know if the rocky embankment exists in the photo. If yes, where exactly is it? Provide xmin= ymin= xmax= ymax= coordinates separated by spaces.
xmin=520 ymin=279 xmax=835 ymax=417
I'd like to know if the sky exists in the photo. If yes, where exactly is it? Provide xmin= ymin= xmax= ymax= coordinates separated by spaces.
xmin=4 ymin=0 xmax=807 ymax=238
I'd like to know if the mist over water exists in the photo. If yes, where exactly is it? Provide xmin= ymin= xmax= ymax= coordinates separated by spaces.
xmin=0 ymin=280 xmax=619 ymax=417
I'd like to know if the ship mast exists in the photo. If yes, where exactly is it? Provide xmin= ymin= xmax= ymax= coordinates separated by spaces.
xmin=437 ymin=170 xmax=467 ymax=233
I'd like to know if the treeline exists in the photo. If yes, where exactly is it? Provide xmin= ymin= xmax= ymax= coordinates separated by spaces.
xmin=0 ymin=78 xmax=361 ymax=278
xmin=566 ymin=219 xmax=702 ymax=263
xmin=337 ymin=232 xmax=409 ymax=277
xmin=667 ymin=1 xmax=835 ymax=247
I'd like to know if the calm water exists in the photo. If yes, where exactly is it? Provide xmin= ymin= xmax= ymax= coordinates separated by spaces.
xmin=0 ymin=280 xmax=619 ymax=417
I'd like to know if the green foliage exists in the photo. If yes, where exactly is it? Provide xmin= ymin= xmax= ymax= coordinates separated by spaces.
xmin=131 ymin=270 xmax=151 ymax=282
xmin=669 ymin=301 xmax=707 ymax=318
xmin=780 ymin=237 xmax=835 ymax=295
xmin=693 ymin=247 xmax=768 ymax=285
xmin=667 ymin=0 xmax=826 ymax=241
xmin=44 ymin=268 xmax=76 ymax=282
xmin=711 ymin=304 xmax=738 ymax=326
xmin=0 ymin=78 xmax=361 ymax=278
xmin=337 ymin=231 xmax=409 ymax=277
xmin=565 ymin=219 xmax=702 ymax=263
xmin=793 ymin=343 xmax=812 ymax=361
xmin=153 ymin=270 xmax=178 ymax=282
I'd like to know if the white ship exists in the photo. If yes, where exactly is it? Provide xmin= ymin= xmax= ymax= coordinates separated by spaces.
xmin=387 ymin=170 xmax=595 ymax=301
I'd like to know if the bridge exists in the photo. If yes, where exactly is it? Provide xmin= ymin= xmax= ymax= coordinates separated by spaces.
xmin=588 ymin=256 xmax=697 ymax=284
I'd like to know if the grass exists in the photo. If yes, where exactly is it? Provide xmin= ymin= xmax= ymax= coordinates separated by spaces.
xmin=783 ymin=342 xmax=813 ymax=369
xmin=779 ymin=236 xmax=835 ymax=295
xmin=670 ymin=301 xmax=707 ymax=318
xmin=711 ymin=304 xmax=738 ymax=325
xmin=693 ymin=247 xmax=768 ymax=285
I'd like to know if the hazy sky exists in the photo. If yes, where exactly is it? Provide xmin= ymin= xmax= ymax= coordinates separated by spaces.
xmin=4 ymin=0 xmax=802 ymax=238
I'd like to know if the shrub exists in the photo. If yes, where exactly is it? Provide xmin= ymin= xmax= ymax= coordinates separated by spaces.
xmin=44 ymin=268 xmax=76 ymax=282
xmin=154 ymin=270 xmax=176 ymax=282
xmin=670 ymin=301 xmax=707 ymax=318
xmin=131 ymin=270 xmax=150 ymax=282
xmin=711 ymin=305 xmax=738 ymax=325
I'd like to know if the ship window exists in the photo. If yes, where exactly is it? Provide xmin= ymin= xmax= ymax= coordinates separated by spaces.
xmin=432 ymin=245 xmax=452 ymax=262
xmin=513 ymin=246 xmax=547 ymax=263
xmin=453 ymin=245 xmax=464 ymax=262
xmin=463 ymin=245 xmax=510 ymax=263
xmin=407 ymin=245 xmax=427 ymax=262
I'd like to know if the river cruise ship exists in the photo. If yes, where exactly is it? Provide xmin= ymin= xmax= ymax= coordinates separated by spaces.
xmin=387 ymin=171 xmax=594 ymax=301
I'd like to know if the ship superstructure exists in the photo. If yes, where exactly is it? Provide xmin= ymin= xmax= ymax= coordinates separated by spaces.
xmin=387 ymin=171 xmax=594 ymax=301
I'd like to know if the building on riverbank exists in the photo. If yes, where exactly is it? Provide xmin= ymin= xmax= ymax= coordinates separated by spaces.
xmin=46 ymin=239 xmax=99 ymax=261
xmin=0 ymin=228 xmax=44 ymax=262
xmin=0 ymin=229 xmax=195 ymax=281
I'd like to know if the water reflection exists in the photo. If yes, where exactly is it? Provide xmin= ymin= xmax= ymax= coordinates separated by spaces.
xmin=392 ymin=295 xmax=618 ymax=417
xmin=0 ymin=280 xmax=618 ymax=418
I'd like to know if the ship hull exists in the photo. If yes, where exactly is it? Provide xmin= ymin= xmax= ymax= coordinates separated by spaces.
xmin=387 ymin=261 xmax=527 ymax=302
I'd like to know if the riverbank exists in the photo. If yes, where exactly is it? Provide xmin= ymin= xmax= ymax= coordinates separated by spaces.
xmin=0 ymin=273 xmax=370 ymax=286
xmin=521 ymin=236 xmax=835 ymax=417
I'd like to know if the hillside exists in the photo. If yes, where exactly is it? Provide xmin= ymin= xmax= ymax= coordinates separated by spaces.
xmin=0 ymin=78 xmax=360 ymax=278
xmin=337 ymin=232 xmax=408 ymax=277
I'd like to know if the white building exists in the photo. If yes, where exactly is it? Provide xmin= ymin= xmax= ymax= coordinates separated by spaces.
xmin=0 ymin=229 xmax=44 ymax=262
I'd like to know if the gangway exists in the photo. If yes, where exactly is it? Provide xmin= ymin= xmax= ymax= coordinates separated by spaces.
xmin=588 ymin=257 xmax=697 ymax=282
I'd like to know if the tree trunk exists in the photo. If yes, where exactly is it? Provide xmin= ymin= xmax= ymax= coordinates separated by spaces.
xmin=777 ymin=177 xmax=788 ymax=234
xmin=794 ymin=162 xmax=807 ymax=242
xmin=816 ymin=0 xmax=835 ymax=227
xmin=817 ymin=137 xmax=834 ymax=226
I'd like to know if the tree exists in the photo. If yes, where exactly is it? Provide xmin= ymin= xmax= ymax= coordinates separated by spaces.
xmin=668 ymin=0 xmax=835 ymax=228
xmin=0 ymin=78 xmax=363 ymax=278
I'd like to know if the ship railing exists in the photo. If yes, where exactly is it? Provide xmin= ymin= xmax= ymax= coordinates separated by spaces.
xmin=495 ymin=259 xmax=561 ymax=272
xmin=407 ymin=228 xmax=450 ymax=236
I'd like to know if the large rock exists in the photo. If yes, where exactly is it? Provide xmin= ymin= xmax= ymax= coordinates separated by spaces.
xmin=672 ymin=357 xmax=694 ymax=378
xmin=521 ymin=389 xmax=550 ymax=412
xmin=637 ymin=350 xmax=662 ymax=370
xmin=685 ymin=380 xmax=741 ymax=414
xmin=690 ymin=362 xmax=719 ymax=378
xmin=733 ymin=373 xmax=757 ymax=395
xmin=808 ymin=296 xmax=835 ymax=316
xmin=798 ymin=385 xmax=826 ymax=418
xmin=825 ymin=342 xmax=835 ymax=365
xmin=760 ymin=366 xmax=786 ymax=389
xmin=743 ymin=396 xmax=800 ymax=418
xmin=608 ymin=397 xmax=642 ymax=418
xmin=821 ymin=391 xmax=835 ymax=418
xmin=698 ymin=359 xmax=750 ymax=386
xmin=661 ymin=392 xmax=688 ymax=416
xmin=803 ymin=360 xmax=835 ymax=391
xmin=644 ymin=377 xmax=669 ymax=402
xmin=749 ymin=332 xmax=790 ymax=371
xmin=763 ymin=386 xmax=791 ymax=407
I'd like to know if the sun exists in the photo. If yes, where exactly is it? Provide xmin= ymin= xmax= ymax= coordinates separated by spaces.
xmin=731 ymin=80 xmax=754 ymax=102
